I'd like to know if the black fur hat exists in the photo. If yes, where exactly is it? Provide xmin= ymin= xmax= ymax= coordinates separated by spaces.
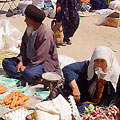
xmin=24 ymin=5 xmax=46 ymax=23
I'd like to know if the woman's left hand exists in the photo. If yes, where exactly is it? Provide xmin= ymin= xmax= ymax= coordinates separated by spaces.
xmin=69 ymin=79 xmax=81 ymax=102
xmin=72 ymin=87 xmax=81 ymax=102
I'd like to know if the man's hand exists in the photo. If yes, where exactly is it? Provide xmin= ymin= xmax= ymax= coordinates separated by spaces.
xmin=16 ymin=62 xmax=23 ymax=72
xmin=19 ymin=66 xmax=27 ymax=73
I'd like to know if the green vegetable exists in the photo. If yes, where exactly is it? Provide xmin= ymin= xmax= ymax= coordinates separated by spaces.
xmin=84 ymin=104 xmax=95 ymax=115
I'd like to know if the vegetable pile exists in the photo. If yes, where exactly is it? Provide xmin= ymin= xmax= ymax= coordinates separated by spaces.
xmin=81 ymin=104 xmax=119 ymax=120
xmin=1 ymin=90 xmax=30 ymax=109
xmin=0 ymin=83 xmax=8 ymax=94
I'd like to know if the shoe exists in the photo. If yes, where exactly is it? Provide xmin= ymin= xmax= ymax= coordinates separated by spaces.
xmin=60 ymin=42 xmax=67 ymax=46
xmin=66 ymin=41 xmax=72 ymax=45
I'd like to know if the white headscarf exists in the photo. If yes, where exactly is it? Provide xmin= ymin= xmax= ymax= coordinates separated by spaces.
xmin=87 ymin=46 xmax=120 ymax=91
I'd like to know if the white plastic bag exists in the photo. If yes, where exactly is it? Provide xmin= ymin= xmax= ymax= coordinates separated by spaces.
xmin=0 ymin=19 xmax=22 ymax=53
xmin=0 ymin=28 xmax=5 ymax=50
xmin=18 ymin=0 xmax=32 ymax=14
xmin=109 ymin=0 xmax=120 ymax=10
xmin=97 ymin=9 xmax=115 ymax=25
xmin=58 ymin=55 xmax=76 ymax=69
xmin=35 ymin=94 xmax=72 ymax=120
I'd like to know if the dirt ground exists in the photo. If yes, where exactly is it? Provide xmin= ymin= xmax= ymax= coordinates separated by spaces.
xmin=0 ymin=0 xmax=120 ymax=63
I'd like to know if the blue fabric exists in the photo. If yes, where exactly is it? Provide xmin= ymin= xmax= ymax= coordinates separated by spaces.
xmin=62 ymin=60 xmax=116 ymax=105
xmin=90 ymin=0 xmax=108 ymax=10
xmin=78 ymin=104 xmax=90 ymax=114
xmin=44 ymin=2 xmax=52 ymax=8
xmin=115 ymin=76 xmax=120 ymax=109
xmin=81 ymin=4 xmax=91 ymax=11
xmin=2 ymin=57 xmax=44 ymax=83
xmin=62 ymin=61 xmax=89 ymax=84
xmin=63 ymin=61 xmax=90 ymax=103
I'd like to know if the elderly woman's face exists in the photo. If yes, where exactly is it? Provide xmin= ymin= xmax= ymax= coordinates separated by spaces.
xmin=94 ymin=59 xmax=107 ymax=71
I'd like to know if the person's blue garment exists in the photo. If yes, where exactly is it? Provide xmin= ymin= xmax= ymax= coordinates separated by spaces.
xmin=115 ymin=76 xmax=120 ymax=109
xmin=81 ymin=4 xmax=91 ymax=11
xmin=2 ymin=57 xmax=44 ymax=84
xmin=63 ymin=61 xmax=90 ymax=103
xmin=57 ymin=0 xmax=80 ymax=39
xmin=90 ymin=0 xmax=108 ymax=10
xmin=44 ymin=0 xmax=52 ymax=8
xmin=62 ymin=61 xmax=116 ymax=106
xmin=78 ymin=104 xmax=90 ymax=114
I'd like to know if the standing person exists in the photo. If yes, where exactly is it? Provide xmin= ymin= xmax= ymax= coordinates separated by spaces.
xmin=62 ymin=46 xmax=120 ymax=107
xmin=2 ymin=5 xmax=61 ymax=85
xmin=56 ymin=0 xmax=80 ymax=46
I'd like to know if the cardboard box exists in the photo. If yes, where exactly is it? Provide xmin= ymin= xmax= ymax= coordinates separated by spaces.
xmin=104 ymin=12 xmax=120 ymax=27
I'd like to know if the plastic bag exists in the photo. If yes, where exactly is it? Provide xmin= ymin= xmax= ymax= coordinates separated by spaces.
xmin=0 ymin=19 xmax=22 ymax=53
xmin=109 ymin=0 xmax=120 ymax=10
xmin=18 ymin=0 xmax=32 ymax=14
xmin=97 ymin=9 xmax=114 ymax=25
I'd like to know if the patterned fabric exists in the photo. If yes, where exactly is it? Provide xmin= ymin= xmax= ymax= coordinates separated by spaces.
xmin=83 ymin=79 xmax=107 ymax=105
xmin=57 ymin=0 xmax=80 ymax=38
xmin=88 ymin=79 xmax=98 ymax=99
xmin=81 ymin=0 xmax=90 ymax=5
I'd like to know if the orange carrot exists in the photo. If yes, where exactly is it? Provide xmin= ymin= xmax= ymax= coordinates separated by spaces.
xmin=12 ymin=84 xmax=17 ymax=88
xmin=18 ymin=91 xmax=24 ymax=97
xmin=4 ymin=94 xmax=12 ymax=104
xmin=19 ymin=102 xmax=28 ymax=107
xmin=1 ymin=94 xmax=11 ymax=102
xmin=17 ymin=96 xmax=30 ymax=105
xmin=10 ymin=93 xmax=19 ymax=109
xmin=6 ymin=104 xmax=10 ymax=108
xmin=10 ymin=90 xmax=20 ymax=94
xmin=0 ymin=87 xmax=7 ymax=90
xmin=2 ymin=103 xmax=5 ymax=106
xmin=6 ymin=100 xmax=12 ymax=105
xmin=0 ymin=83 xmax=4 ymax=87
xmin=0 ymin=89 xmax=8 ymax=94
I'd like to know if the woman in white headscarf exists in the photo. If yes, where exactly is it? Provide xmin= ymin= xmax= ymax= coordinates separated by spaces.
xmin=62 ymin=46 xmax=120 ymax=107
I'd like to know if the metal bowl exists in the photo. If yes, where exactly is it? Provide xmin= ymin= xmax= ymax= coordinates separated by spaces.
xmin=42 ymin=72 xmax=62 ymax=81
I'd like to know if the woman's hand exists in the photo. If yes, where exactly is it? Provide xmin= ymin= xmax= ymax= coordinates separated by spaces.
xmin=69 ymin=79 xmax=81 ymax=102
xmin=72 ymin=87 xmax=81 ymax=102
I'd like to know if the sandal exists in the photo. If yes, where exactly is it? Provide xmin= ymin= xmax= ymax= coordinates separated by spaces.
xmin=66 ymin=41 xmax=72 ymax=45
xmin=60 ymin=42 xmax=67 ymax=46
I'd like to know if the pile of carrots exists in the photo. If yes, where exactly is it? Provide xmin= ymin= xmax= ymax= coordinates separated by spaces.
xmin=0 ymin=83 xmax=8 ymax=94
xmin=1 ymin=90 xmax=30 ymax=109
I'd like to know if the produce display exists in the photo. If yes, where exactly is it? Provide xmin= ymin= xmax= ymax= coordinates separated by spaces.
xmin=1 ymin=90 xmax=30 ymax=109
xmin=81 ymin=104 xmax=119 ymax=120
xmin=0 ymin=83 xmax=8 ymax=94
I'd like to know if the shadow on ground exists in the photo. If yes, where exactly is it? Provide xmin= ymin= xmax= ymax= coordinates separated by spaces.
xmin=0 ymin=68 xmax=5 ymax=76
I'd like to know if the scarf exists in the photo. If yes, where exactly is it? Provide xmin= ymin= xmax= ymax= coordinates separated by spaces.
xmin=83 ymin=79 xmax=107 ymax=105
xmin=87 ymin=46 xmax=120 ymax=92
